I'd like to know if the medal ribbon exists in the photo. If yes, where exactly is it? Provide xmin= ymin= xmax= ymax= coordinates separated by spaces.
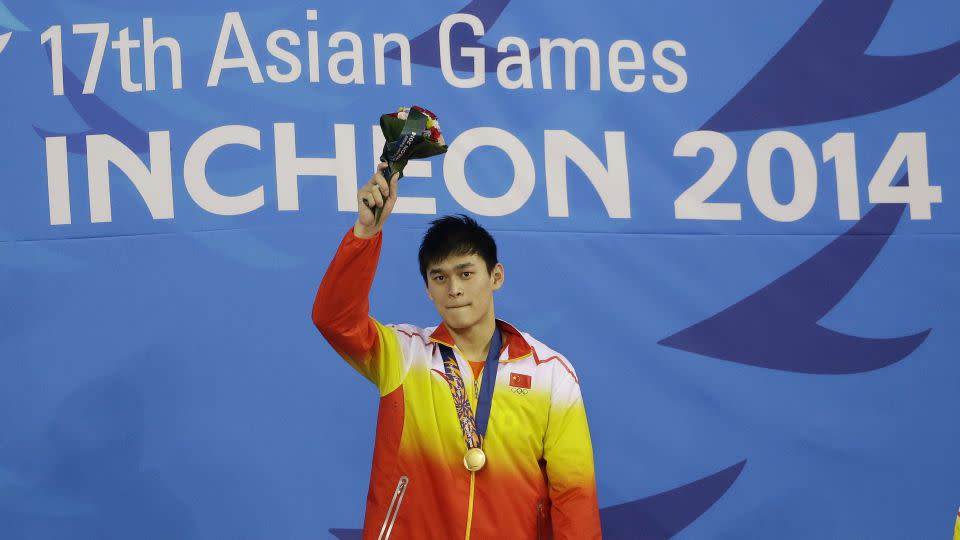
xmin=438 ymin=328 xmax=502 ymax=450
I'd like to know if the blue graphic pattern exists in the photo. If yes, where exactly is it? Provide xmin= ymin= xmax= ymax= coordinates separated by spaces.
xmin=659 ymin=176 xmax=931 ymax=374
xmin=0 ymin=1 xmax=27 ymax=31
xmin=703 ymin=0 xmax=960 ymax=131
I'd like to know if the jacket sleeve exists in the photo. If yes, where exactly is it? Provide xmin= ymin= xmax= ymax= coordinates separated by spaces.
xmin=543 ymin=359 xmax=602 ymax=539
xmin=311 ymin=228 xmax=408 ymax=395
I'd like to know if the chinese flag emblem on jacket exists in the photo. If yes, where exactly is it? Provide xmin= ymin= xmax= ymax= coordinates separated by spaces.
xmin=509 ymin=373 xmax=532 ymax=389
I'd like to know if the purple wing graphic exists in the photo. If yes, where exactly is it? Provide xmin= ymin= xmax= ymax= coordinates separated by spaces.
xmin=384 ymin=0 xmax=540 ymax=72
xmin=34 ymin=44 xmax=149 ymax=154
xmin=329 ymin=460 xmax=745 ymax=540
xmin=601 ymin=460 xmax=746 ymax=540
xmin=703 ymin=0 xmax=960 ymax=132
xmin=659 ymin=175 xmax=930 ymax=374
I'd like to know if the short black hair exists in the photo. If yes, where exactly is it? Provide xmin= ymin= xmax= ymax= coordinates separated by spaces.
xmin=418 ymin=215 xmax=498 ymax=282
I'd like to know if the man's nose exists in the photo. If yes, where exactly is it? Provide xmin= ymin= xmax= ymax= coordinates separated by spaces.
xmin=448 ymin=281 xmax=463 ymax=297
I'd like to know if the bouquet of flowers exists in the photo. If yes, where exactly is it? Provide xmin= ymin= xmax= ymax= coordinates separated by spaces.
xmin=379 ymin=106 xmax=447 ymax=178
xmin=373 ymin=106 xmax=447 ymax=222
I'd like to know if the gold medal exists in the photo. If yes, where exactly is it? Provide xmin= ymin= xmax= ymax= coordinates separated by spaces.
xmin=463 ymin=447 xmax=486 ymax=472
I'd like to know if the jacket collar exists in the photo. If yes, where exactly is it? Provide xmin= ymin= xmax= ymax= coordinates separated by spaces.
xmin=429 ymin=319 xmax=533 ymax=362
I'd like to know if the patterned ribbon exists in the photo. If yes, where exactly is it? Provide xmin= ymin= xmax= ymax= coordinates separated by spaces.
xmin=438 ymin=329 xmax=502 ymax=451
xmin=440 ymin=353 xmax=482 ymax=449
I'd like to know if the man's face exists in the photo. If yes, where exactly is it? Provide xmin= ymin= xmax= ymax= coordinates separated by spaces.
xmin=425 ymin=253 xmax=504 ymax=332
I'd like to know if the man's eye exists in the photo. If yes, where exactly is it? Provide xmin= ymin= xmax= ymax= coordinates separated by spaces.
xmin=433 ymin=275 xmax=444 ymax=282
xmin=462 ymin=272 xmax=473 ymax=278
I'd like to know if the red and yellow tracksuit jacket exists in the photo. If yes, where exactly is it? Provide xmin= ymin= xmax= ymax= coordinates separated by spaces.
xmin=312 ymin=229 xmax=602 ymax=540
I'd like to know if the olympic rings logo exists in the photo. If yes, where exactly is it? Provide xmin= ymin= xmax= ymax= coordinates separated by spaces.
xmin=510 ymin=387 xmax=529 ymax=396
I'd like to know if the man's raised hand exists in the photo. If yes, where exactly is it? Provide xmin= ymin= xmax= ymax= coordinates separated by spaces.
xmin=354 ymin=162 xmax=400 ymax=238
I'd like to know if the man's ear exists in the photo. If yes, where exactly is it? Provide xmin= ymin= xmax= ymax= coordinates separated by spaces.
xmin=492 ymin=263 xmax=505 ymax=290
xmin=426 ymin=286 xmax=434 ymax=301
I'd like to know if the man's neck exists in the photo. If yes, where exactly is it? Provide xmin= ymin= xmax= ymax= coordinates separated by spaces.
xmin=448 ymin=315 xmax=498 ymax=363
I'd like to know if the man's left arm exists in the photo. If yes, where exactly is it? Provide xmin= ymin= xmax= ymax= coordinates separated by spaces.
xmin=542 ymin=359 xmax=602 ymax=539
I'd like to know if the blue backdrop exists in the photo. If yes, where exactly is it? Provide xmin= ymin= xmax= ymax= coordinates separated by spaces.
xmin=1 ymin=0 xmax=958 ymax=538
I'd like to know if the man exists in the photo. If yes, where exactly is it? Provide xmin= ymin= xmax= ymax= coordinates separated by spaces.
xmin=312 ymin=164 xmax=601 ymax=539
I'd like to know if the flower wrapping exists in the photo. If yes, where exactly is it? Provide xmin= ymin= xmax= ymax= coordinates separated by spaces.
xmin=378 ymin=106 xmax=447 ymax=181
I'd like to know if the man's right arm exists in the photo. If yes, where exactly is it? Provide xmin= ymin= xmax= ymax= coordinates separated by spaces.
xmin=311 ymin=228 xmax=383 ymax=372
xmin=311 ymin=165 xmax=404 ymax=393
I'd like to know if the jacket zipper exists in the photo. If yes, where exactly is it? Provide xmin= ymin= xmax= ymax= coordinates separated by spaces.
xmin=537 ymin=501 xmax=544 ymax=540
xmin=378 ymin=475 xmax=409 ymax=540
xmin=537 ymin=500 xmax=551 ymax=540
